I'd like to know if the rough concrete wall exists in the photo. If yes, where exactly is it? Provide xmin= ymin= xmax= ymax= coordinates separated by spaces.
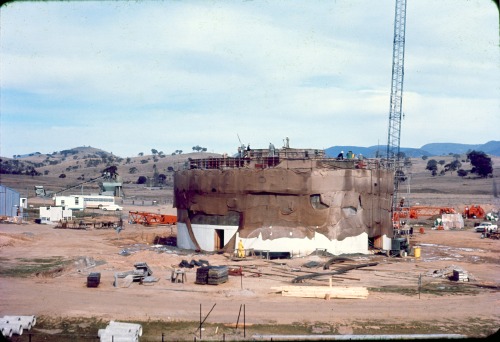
xmin=174 ymin=166 xmax=393 ymax=245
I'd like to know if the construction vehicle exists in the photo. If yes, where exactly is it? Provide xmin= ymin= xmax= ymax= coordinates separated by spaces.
xmin=463 ymin=205 xmax=485 ymax=219
xmin=383 ymin=0 xmax=410 ymax=257
xmin=128 ymin=211 xmax=177 ymax=226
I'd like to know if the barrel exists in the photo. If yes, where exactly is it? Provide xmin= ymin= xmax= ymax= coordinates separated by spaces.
xmin=414 ymin=246 xmax=421 ymax=258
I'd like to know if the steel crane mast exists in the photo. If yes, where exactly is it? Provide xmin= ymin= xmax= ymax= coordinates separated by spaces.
xmin=386 ymin=0 xmax=407 ymax=215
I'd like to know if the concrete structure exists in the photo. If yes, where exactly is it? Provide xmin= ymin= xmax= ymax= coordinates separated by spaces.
xmin=0 ymin=185 xmax=21 ymax=217
xmin=99 ymin=173 xmax=123 ymax=197
xmin=174 ymin=146 xmax=394 ymax=256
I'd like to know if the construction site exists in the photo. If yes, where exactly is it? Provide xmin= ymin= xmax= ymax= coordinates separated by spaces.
xmin=1 ymin=0 xmax=499 ymax=341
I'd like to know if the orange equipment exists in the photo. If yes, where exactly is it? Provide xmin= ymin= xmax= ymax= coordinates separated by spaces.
xmin=129 ymin=211 xmax=177 ymax=226
xmin=463 ymin=205 xmax=485 ymax=219
xmin=393 ymin=206 xmax=456 ymax=222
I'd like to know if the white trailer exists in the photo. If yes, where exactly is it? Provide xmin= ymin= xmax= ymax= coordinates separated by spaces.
xmin=39 ymin=206 xmax=73 ymax=224
xmin=53 ymin=194 xmax=115 ymax=210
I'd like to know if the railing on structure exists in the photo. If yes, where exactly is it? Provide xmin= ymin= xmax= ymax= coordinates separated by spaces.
xmin=178 ymin=156 xmax=384 ymax=171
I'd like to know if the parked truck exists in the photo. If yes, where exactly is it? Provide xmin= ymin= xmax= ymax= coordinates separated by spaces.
xmin=474 ymin=222 xmax=498 ymax=233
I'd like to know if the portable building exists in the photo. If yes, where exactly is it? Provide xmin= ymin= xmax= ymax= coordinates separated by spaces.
xmin=53 ymin=194 xmax=115 ymax=210
xmin=0 ymin=185 xmax=21 ymax=217
xmin=39 ymin=206 xmax=73 ymax=223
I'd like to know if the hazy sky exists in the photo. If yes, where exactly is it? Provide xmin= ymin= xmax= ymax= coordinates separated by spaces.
xmin=1 ymin=0 xmax=498 ymax=158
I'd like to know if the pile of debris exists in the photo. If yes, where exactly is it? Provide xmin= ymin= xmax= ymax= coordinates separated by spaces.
xmin=195 ymin=266 xmax=229 ymax=285
xmin=426 ymin=265 xmax=475 ymax=282
xmin=179 ymin=259 xmax=210 ymax=268
xmin=0 ymin=315 xmax=36 ymax=338
xmin=98 ymin=321 xmax=142 ymax=342
xmin=114 ymin=262 xmax=158 ymax=287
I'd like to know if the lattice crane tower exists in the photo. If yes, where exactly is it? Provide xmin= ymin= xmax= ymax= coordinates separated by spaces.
xmin=386 ymin=0 xmax=407 ymax=214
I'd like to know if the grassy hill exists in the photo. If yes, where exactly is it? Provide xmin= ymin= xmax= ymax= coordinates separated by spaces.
xmin=0 ymin=146 xmax=220 ymax=198
xmin=1 ymin=146 xmax=498 ymax=210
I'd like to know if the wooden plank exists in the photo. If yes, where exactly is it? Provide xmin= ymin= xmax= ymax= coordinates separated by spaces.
xmin=271 ymin=286 xmax=368 ymax=299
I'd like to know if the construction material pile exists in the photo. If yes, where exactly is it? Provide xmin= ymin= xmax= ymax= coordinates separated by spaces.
xmin=0 ymin=315 xmax=36 ymax=338
xmin=115 ymin=262 xmax=158 ymax=287
xmin=87 ymin=272 xmax=101 ymax=287
xmin=98 ymin=320 xmax=142 ymax=342
xmin=195 ymin=266 xmax=228 ymax=285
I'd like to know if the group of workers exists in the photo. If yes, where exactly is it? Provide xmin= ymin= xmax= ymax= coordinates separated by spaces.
xmin=336 ymin=150 xmax=361 ymax=160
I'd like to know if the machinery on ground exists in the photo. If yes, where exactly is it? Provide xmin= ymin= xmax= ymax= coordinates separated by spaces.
xmin=463 ymin=205 xmax=485 ymax=219
xmin=128 ymin=211 xmax=177 ymax=226
xmin=383 ymin=0 xmax=410 ymax=257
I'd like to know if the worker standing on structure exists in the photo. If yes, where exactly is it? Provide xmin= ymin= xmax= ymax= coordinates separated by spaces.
xmin=237 ymin=239 xmax=245 ymax=258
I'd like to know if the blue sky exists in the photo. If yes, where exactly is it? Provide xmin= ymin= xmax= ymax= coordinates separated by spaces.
xmin=1 ymin=0 xmax=498 ymax=158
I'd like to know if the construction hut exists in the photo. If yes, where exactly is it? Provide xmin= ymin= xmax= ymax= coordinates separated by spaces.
xmin=0 ymin=185 xmax=21 ymax=217
xmin=174 ymin=146 xmax=394 ymax=256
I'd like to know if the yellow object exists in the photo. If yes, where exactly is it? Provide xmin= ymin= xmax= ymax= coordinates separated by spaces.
xmin=237 ymin=239 xmax=245 ymax=258
xmin=414 ymin=246 xmax=421 ymax=258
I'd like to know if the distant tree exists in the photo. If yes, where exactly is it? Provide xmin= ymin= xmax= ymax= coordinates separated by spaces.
xmin=158 ymin=174 xmax=167 ymax=184
xmin=421 ymin=155 xmax=428 ymax=161
xmin=467 ymin=150 xmax=493 ymax=178
xmin=426 ymin=159 xmax=438 ymax=173
xmin=44 ymin=170 xmax=49 ymax=175
xmin=102 ymin=165 xmax=118 ymax=176
xmin=167 ymin=166 xmax=174 ymax=172
xmin=457 ymin=169 xmax=468 ymax=178
xmin=151 ymin=149 xmax=158 ymax=155
xmin=138 ymin=152 xmax=144 ymax=157
xmin=126 ymin=157 xmax=131 ymax=164
xmin=59 ymin=173 xmax=66 ymax=178
xmin=438 ymin=160 xmax=446 ymax=166
xmin=141 ymin=159 xmax=148 ymax=164
xmin=395 ymin=170 xmax=407 ymax=182
xmin=453 ymin=154 xmax=461 ymax=160
xmin=445 ymin=160 xmax=462 ymax=174
xmin=137 ymin=176 xmax=147 ymax=184
xmin=192 ymin=145 xmax=207 ymax=152
xmin=129 ymin=167 xmax=138 ymax=174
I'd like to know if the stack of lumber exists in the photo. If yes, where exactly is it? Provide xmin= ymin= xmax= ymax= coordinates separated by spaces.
xmin=271 ymin=285 xmax=368 ymax=299
xmin=452 ymin=269 xmax=469 ymax=282
xmin=195 ymin=266 xmax=228 ymax=285
xmin=87 ymin=272 xmax=101 ymax=288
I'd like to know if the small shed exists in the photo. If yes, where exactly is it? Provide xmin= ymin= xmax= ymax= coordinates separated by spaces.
xmin=441 ymin=213 xmax=464 ymax=230
xmin=39 ymin=206 xmax=73 ymax=224
xmin=0 ymin=185 xmax=21 ymax=217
